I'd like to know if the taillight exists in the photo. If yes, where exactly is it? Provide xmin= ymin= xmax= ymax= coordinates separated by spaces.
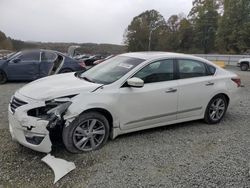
xmin=79 ymin=61 xmax=86 ymax=68
xmin=231 ymin=77 xmax=241 ymax=87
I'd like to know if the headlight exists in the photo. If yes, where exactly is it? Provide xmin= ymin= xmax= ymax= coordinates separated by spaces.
xmin=47 ymin=101 xmax=72 ymax=118
xmin=27 ymin=96 xmax=75 ymax=129
xmin=46 ymin=101 xmax=72 ymax=129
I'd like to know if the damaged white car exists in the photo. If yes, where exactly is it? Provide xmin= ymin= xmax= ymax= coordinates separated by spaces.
xmin=9 ymin=52 xmax=241 ymax=153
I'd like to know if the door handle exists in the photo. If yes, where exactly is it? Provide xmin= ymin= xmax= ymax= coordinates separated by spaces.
xmin=205 ymin=82 xmax=214 ymax=86
xmin=165 ymin=88 xmax=177 ymax=93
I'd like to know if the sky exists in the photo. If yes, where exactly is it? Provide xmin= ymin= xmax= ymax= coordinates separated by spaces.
xmin=0 ymin=0 xmax=192 ymax=44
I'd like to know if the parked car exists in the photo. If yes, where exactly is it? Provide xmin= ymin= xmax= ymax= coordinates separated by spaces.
xmin=84 ymin=55 xmax=105 ymax=66
xmin=0 ymin=49 xmax=86 ymax=84
xmin=74 ymin=54 xmax=90 ymax=61
xmin=237 ymin=58 xmax=250 ymax=71
xmin=9 ymin=52 xmax=241 ymax=153
xmin=93 ymin=55 xmax=114 ymax=65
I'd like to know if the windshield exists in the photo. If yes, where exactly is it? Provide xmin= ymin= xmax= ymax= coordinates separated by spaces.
xmin=7 ymin=52 xmax=21 ymax=60
xmin=79 ymin=56 xmax=144 ymax=84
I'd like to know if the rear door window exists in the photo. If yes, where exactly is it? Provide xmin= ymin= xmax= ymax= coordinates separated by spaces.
xmin=41 ymin=51 xmax=57 ymax=62
xmin=178 ymin=59 xmax=207 ymax=79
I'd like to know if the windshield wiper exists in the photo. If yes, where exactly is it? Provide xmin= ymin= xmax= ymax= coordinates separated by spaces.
xmin=81 ymin=76 xmax=95 ymax=83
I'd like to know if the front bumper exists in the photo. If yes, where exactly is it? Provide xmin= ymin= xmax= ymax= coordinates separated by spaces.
xmin=8 ymin=93 xmax=52 ymax=153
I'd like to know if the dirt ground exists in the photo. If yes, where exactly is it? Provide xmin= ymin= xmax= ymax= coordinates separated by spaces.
xmin=1 ymin=67 xmax=250 ymax=187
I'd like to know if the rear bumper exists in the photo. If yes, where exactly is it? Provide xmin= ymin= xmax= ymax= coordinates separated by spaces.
xmin=228 ymin=88 xmax=241 ymax=107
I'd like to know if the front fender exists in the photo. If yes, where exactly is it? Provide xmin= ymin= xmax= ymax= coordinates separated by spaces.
xmin=63 ymin=90 xmax=120 ymax=127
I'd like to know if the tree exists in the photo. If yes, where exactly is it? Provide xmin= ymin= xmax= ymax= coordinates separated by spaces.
xmin=216 ymin=0 xmax=250 ymax=53
xmin=189 ymin=0 xmax=220 ymax=53
xmin=0 ymin=31 xmax=13 ymax=50
xmin=178 ymin=18 xmax=194 ymax=52
xmin=124 ymin=10 xmax=167 ymax=51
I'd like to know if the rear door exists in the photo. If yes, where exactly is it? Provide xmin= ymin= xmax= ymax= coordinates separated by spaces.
xmin=176 ymin=59 xmax=216 ymax=119
xmin=6 ymin=51 xmax=41 ymax=80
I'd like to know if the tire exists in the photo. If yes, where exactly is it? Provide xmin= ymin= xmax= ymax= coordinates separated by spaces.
xmin=59 ymin=68 xmax=73 ymax=73
xmin=62 ymin=112 xmax=110 ymax=153
xmin=0 ymin=70 xmax=7 ymax=84
xmin=240 ymin=63 xmax=249 ymax=71
xmin=204 ymin=94 xmax=228 ymax=124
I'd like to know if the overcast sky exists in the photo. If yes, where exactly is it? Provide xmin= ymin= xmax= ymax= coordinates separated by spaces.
xmin=0 ymin=0 xmax=192 ymax=44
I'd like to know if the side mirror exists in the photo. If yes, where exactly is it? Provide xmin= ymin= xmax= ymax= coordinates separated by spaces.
xmin=127 ymin=77 xmax=144 ymax=88
xmin=12 ymin=58 xmax=21 ymax=63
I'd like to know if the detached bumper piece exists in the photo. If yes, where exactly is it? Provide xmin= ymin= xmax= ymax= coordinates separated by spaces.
xmin=42 ymin=154 xmax=76 ymax=184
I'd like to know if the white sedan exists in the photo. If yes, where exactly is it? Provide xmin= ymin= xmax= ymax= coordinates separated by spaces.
xmin=8 ymin=52 xmax=241 ymax=153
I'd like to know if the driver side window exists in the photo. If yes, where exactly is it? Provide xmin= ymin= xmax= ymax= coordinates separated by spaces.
xmin=133 ymin=59 xmax=174 ymax=84
xmin=18 ymin=52 xmax=40 ymax=62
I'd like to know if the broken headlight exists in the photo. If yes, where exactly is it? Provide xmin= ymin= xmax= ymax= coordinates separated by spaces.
xmin=46 ymin=101 xmax=72 ymax=127
xmin=27 ymin=97 xmax=74 ymax=129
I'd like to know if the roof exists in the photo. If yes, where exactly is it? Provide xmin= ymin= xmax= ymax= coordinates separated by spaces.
xmin=120 ymin=51 xmax=208 ymax=62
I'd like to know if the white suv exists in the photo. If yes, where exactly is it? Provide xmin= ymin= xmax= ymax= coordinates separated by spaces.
xmin=9 ymin=52 xmax=241 ymax=153
xmin=238 ymin=58 xmax=250 ymax=71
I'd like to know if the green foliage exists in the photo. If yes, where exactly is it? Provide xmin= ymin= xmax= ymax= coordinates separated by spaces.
xmin=124 ymin=0 xmax=250 ymax=54
xmin=216 ymin=0 xmax=250 ymax=53
xmin=124 ymin=9 xmax=167 ymax=51
xmin=189 ymin=0 xmax=220 ymax=53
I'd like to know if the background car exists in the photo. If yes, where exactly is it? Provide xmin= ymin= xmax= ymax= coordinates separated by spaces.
xmin=93 ymin=55 xmax=114 ymax=65
xmin=83 ymin=54 xmax=106 ymax=66
xmin=0 ymin=49 xmax=86 ymax=84
xmin=237 ymin=58 xmax=250 ymax=71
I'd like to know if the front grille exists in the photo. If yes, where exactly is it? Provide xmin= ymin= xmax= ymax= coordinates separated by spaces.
xmin=10 ymin=97 xmax=27 ymax=113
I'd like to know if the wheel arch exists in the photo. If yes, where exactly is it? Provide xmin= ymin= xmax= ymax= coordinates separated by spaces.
xmin=240 ymin=61 xmax=249 ymax=66
xmin=210 ymin=93 xmax=230 ymax=106
xmin=80 ymin=108 xmax=114 ymax=133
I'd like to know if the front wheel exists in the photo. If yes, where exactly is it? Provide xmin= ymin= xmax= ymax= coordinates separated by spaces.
xmin=240 ymin=63 xmax=249 ymax=71
xmin=62 ymin=112 xmax=110 ymax=153
xmin=204 ymin=95 xmax=228 ymax=124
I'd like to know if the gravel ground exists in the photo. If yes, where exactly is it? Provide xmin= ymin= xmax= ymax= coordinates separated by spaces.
xmin=1 ymin=67 xmax=250 ymax=187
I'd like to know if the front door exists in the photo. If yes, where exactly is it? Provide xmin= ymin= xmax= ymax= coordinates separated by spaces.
xmin=6 ymin=51 xmax=40 ymax=80
xmin=119 ymin=59 xmax=178 ymax=130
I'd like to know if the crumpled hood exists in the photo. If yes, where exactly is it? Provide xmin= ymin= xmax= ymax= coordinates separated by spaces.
xmin=17 ymin=73 xmax=102 ymax=100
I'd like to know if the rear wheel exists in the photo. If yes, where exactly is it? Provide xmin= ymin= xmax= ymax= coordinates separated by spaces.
xmin=62 ymin=112 xmax=110 ymax=153
xmin=204 ymin=95 xmax=228 ymax=124
xmin=240 ymin=63 xmax=249 ymax=71
xmin=0 ymin=70 xmax=7 ymax=84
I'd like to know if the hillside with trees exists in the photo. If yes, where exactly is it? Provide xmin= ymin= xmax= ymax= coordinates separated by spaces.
xmin=0 ymin=31 xmax=126 ymax=55
xmin=124 ymin=0 xmax=250 ymax=54
xmin=0 ymin=31 xmax=13 ymax=50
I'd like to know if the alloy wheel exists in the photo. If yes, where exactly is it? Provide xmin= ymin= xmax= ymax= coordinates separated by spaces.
xmin=209 ymin=98 xmax=226 ymax=121
xmin=73 ymin=119 xmax=106 ymax=151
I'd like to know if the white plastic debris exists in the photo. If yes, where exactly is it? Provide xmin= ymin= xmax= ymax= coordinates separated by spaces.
xmin=41 ymin=154 xmax=76 ymax=184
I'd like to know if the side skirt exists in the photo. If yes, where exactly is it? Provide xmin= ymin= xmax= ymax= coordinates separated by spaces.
xmin=111 ymin=115 xmax=204 ymax=139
